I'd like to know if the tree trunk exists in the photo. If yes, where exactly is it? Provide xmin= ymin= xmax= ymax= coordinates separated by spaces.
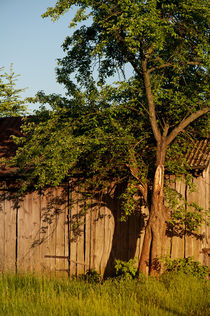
xmin=139 ymin=140 xmax=168 ymax=276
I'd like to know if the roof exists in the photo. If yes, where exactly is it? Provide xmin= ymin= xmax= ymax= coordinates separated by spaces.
xmin=185 ymin=138 xmax=210 ymax=170
xmin=0 ymin=116 xmax=22 ymax=176
xmin=0 ymin=117 xmax=209 ymax=177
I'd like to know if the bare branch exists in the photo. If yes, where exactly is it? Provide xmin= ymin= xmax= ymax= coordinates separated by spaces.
xmin=166 ymin=107 xmax=210 ymax=145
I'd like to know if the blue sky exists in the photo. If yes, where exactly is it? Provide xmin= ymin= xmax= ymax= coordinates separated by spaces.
xmin=0 ymin=0 xmax=77 ymax=112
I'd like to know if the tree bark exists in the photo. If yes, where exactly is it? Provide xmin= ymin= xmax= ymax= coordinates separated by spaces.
xmin=139 ymin=139 xmax=168 ymax=275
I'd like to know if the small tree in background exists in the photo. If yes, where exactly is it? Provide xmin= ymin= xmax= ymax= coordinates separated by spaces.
xmin=0 ymin=64 xmax=27 ymax=117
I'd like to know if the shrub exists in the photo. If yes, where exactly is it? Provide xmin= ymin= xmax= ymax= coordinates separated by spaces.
xmin=162 ymin=257 xmax=208 ymax=279
xmin=78 ymin=269 xmax=102 ymax=283
xmin=114 ymin=258 xmax=138 ymax=279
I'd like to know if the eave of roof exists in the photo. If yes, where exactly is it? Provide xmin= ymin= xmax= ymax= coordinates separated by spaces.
xmin=185 ymin=138 xmax=209 ymax=170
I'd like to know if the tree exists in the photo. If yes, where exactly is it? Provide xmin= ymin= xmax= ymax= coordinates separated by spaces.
xmin=0 ymin=64 xmax=27 ymax=117
xmin=9 ymin=0 xmax=209 ymax=275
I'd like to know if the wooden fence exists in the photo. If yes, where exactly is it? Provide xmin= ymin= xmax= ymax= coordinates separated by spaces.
xmin=0 ymin=166 xmax=209 ymax=276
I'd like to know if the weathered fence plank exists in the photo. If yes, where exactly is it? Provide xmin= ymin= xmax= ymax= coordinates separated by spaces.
xmin=0 ymin=185 xmax=6 ymax=271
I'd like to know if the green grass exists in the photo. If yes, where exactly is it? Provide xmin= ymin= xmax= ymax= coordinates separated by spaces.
xmin=0 ymin=273 xmax=209 ymax=316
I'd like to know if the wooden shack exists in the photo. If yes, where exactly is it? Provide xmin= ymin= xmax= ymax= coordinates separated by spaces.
xmin=0 ymin=117 xmax=209 ymax=276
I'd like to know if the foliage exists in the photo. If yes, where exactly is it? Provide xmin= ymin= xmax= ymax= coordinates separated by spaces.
xmin=165 ymin=183 xmax=209 ymax=238
xmin=78 ymin=269 xmax=102 ymax=283
xmin=162 ymin=257 xmax=209 ymax=280
xmin=42 ymin=0 xmax=209 ymax=125
xmin=9 ymin=89 xmax=152 ymax=198
xmin=0 ymin=64 xmax=27 ymax=117
xmin=10 ymin=0 xmax=208 ymax=193
xmin=114 ymin=258 xmax=138 ymax=279
xmin=0 ymin=273 xmax=209 ymax=315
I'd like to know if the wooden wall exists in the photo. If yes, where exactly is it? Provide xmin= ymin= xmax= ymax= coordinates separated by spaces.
xmin=0 ymin=166 xmax=209 ymax=276
xmin=168 ymin=165 xmax=209 ymax=266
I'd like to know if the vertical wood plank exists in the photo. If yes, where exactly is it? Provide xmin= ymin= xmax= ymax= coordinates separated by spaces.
xmin=136 ymin=205 xmax=149 ymax=266
xmin=89 ymin=201 xmax=93 ymax=271
xmin=167 ymin=175 xmax=176 ymax=258
xmin=30 ymin=191 xmax=42 ymax=272
xmin=93 ymin=201 xmax=105 ymax=274
xmin=202 ymin=166 xmax=210 ymax=266
xmin=18 ymin=193 xmax=33 ymax=272
xmin=75 ymin=193 xmax=85 ymax=275
xmin=69 ymin=190 xmax=77 ymax=276
xmin=84 ymin=201 xmax=91 ymax=273
xmin=92 ymin=203 xmax=97 ymax=270
xmin=17 ymin=192 xmax=40 ymax=273
xmin=46 ymin=188 xmax=57 ymax=275
xmin=170 ymin=177 xmax=185 ymax=259
xmin=4 ymin=196 xmax=16 ymax=272
xmin=38 ymin=189 xmax=57 ymax=275
xmin=98 ymin=202 xmax=107 ymax=274
xmin=54 ymin=187 xmax=67 ymax=277
xmin=0 ymin=186 xmax=6 ymax=271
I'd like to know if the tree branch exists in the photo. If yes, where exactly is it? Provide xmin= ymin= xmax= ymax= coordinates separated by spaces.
xmin=163 ymin=123 xmax=170 ymax=137
xmin=115 ymin=32 xmax=142 ymax=77
xmin=142 ymin=60 xmax=161 ymax=142
xmin=187 ymin=61 xmax=200 ymax=66
xmin=148 ymin=63 xmax=173 ymax=74
xmin=166 ymin=107 xmax=210 ymax=145
xmin=148 ymin=60 xmax=199 ymax=74
xmin=144 ymin=46 xmax=154 ymax=59
xmin=126 ymin=149 xmax=148 ymax=204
